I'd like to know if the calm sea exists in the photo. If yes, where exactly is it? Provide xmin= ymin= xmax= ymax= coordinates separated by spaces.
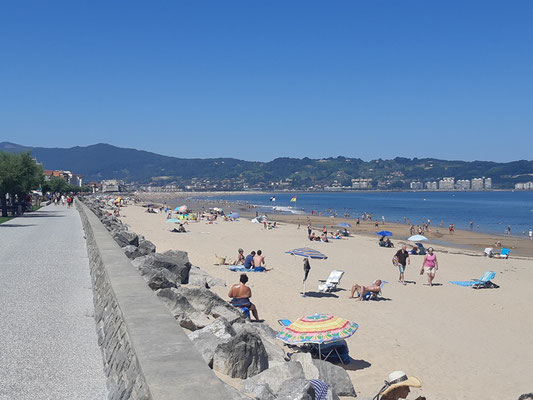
xmin=209 ymin=191 xmax=533 ymax=236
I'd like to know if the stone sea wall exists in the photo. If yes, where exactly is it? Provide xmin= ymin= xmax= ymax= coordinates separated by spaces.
xmin=76 ymin=200 xmax=237 ymax=400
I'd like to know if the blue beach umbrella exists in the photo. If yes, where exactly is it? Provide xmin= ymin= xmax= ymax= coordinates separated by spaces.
xmin=228 ymin=212 xmax=240 ymax=219
xmin=285 ymin=247 xmax=328 ymax=259
xmin=337 ymin=222 xmax=351 ymax=228
xmin=377 ymin=231 xmax=393 ymax=236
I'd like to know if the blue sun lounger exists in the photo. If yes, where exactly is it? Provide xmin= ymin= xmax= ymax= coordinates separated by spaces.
xmin=450 ymin=271 xmax=496 ymax=287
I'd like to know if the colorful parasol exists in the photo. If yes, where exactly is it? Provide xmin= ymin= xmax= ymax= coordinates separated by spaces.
xmin=285 ymin=247 xmax=327 ymax=259
xmin=277 ymin=313 xmax=358 ymax=344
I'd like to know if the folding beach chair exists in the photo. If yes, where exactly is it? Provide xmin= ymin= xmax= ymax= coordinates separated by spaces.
xmin=449 ymin=271 xmax=498 ymax=289
xmin=317 ymin=270 xmax=344 ymax=292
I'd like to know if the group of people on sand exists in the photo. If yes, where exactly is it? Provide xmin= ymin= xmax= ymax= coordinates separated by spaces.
xmin=392 ymin=244 xmax=439 ymax=286
xmin=228 ymin=272 xmax=427 ymax=400
xmin=232 ymin=248 xmax=271 ymax=271
xmin=349 ymin=245 xmax=440 ymax=299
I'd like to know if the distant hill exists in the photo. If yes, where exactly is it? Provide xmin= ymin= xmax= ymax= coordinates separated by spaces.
xmin=2 ymin=142 xmax=533 ymax=189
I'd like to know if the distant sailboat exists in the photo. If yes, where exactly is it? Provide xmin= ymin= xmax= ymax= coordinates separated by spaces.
xmin=270 ymin=196 xmax=276 ymax=202
xmin=290 ymin=196 xmax=297 ymax=202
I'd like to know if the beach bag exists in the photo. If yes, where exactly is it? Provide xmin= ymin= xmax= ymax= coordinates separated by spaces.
xmin=215 ymin=255 xmax=226 ymax=265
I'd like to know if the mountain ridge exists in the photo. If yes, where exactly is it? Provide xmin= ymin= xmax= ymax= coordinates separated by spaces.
xmin=2 ymin=142 xmax=532 ymax=189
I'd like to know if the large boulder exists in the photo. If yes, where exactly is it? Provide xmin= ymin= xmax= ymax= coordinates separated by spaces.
xmin=243 ymin=362 xmax=305 ymax=394
xmin=133 ymin=252 xmax=190 ymax=283
xmin=212 ymin=330 xmax=268 ymax=379
xmin=147 ymin=270 xmax=177 ymax=290
xmin=290 ymin=353 xmax=355 ymax=397
xmin=123 ymin=239 xmax=157 ymax=260
xmin=233 ymin=323 xmax=288 ymax=366
xmin=113 ymin=231 xmax=139 ymax=247
xmin=242 ymin=383 xmax=276 ymax=400
xmin=276 ymin=379 xmax=315 ymax=400
xmin=174 ymin=286 xmax=244 ymax=324
xmin=156 ymin=288 xmax=212 ymax=330
xmin=188 ymin=317 xmax=236 ymax=366
xmin=188 ymin=266 xmax=226 ymax=288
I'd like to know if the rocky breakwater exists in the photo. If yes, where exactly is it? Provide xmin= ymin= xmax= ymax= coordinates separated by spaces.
xmin=80 ymin=197 xmax=356 ymax=400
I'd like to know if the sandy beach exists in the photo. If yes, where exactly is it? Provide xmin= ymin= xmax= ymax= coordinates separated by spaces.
xmin=120 ymin=202 xmax=533 ymax=399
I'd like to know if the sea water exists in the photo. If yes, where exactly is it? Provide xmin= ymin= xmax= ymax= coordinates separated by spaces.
xmin=210 ymin=191 xmax=533 ymax=236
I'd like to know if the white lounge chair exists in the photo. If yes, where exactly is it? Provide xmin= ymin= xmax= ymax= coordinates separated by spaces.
xmin=318 ymin=270 xmax=344 ymax=292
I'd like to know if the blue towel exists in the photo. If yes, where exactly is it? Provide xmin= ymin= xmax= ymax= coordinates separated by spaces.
xmin=310 ymin=380 xmax=329 ymax=400
xmin=228 ymin=266 xmax=265 ymax=272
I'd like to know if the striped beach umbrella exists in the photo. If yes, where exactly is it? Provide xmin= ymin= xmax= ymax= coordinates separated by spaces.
xmin=285 ymin=247 xmax=327 ymax=259
xmin=277 ymin=313 xmax=358 ymax=345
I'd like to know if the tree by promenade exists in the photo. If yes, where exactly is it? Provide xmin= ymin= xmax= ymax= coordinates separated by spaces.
xmin=0 ymin=152 xmax=43 ymax=217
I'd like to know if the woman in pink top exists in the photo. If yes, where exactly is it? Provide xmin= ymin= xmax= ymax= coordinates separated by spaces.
xmin=420 ymin=247 xmax=438 ymax=286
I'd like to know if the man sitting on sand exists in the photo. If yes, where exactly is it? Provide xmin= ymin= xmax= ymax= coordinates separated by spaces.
xmin=349 ymin=279 xmax=382 ymax=300
xmin=244 ymin=251 xmax=255 ymax=269
xmin=228 ymin=274 xmax=259 ymax=321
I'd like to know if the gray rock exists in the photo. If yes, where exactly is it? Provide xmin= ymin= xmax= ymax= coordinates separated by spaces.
xmin=174 ymin=286 xmax=244 ymax=324
xmin=137 ymin=239 xmax=156 ymax=255
xmin=276 ymin=379 xmax=315 ymax=400
xmin=189 ymin=266 xmax=226 ymax=288
xmin=223 ymin=383 xmax=253 ymax=400
xmin=188 ymin=317 xmax=236 ymax=366
xmin=123 ymin=245 xmax=139 ymax=259
xmin=147 ymin=270 xmax=177 ymax=290
xmin=212 ymin=330 xmax=268 ymax=379
xmin=290 ymin=353 xmax=355 ymax=397
xmin=234 ymin=323 xmax=288 ymax=366
xmin=113 ymin=231 xmax=139 ymax=247
xmin=242 ymin=382 xmax=276 ymax=400
xmin=134 ymin=252 xmax=190 ymax=283
xmin=123 ymin=239 xmax=157 ymax=259
xmin=243 ymin=362 xmax=305 ymax=394
xmin=156 ymin=288 xmax=212 ymax=330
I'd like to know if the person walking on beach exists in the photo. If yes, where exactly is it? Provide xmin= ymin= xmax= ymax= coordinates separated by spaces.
xmin=529 ymin=229 xmax=532 ymax=240
xmin=420 ymin=247 xmax=438 ymax=286
xmin=394 ymin=245 xmax=410 ymax=285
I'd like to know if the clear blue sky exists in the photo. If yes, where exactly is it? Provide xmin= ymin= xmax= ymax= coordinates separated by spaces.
xmin=1 ymin=1 xmax=532 ymax=162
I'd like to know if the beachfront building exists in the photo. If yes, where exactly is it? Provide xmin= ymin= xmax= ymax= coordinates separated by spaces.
xmin=425 ymin=181 xmax=438 ymax=190
xmin=515 ymin=182 xmax=533 ymax=190
xmin=410 ymin=181 xmax=423 ymax=190
xmin=43 ymin=170 xmax=83 ymax=187
xmin=351 ymin=178 xmax=372 ymax=189
xmin=484 ymin=177 xmax=492 ymax=189
xmin=101 ymin=179 xmax=124 ymax=192
xmin=439 ymin=177 xmax=455 ymax=190
xmin=456 ymin=179 xmax=470 ymax=190
xmin=471 ymin=178 xmax=484 ymax=190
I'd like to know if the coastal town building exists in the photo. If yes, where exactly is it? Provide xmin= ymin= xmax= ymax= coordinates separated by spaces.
xmin=43 ymin=170 xmax=83 ymax=187
xmin=438 ymin=177 xmax=455 ymax=190
xmin=410 ymin=181 xmax=423 ymax=190
xmin=515 ymin=181 xmax=533 ymax=190
xmin=425 ymin=181 xmax=438 ymax=190
xmin=456 ymin=179 xmax=471 ymax=190
xmin=101 ymin=179 xmax=124 ymax=192
xmin=351 ymin=178 xmax=372 ymax=189
xmin=484 ymin=177 xmax=492 ymax=189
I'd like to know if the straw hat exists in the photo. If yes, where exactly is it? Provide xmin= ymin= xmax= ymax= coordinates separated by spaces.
xmin=380 ymin=371 xmax=422 ymax=396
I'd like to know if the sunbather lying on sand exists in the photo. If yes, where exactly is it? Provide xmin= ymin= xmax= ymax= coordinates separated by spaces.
xmin=349 ymin=279 xmax=382 ymax=300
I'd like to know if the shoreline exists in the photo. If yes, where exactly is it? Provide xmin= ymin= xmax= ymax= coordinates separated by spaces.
xmin=132 ymin=191 xmax=533 ymax=258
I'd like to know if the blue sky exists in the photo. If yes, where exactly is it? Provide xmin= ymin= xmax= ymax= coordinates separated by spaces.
xmin=1 ymin=1 xmax=532 ymax=162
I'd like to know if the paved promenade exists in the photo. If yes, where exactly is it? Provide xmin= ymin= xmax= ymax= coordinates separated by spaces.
xmin=0 ymin=205 xmax=107 ymax=400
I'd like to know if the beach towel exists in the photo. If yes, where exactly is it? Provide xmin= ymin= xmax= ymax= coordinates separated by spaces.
xmin=228 ymin=266 xmax=265 ymax=272
xmin=310 ymin=380 xmax=329 ymax=400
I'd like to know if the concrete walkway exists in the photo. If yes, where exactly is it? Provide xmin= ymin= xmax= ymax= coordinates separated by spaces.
xmin=0 ymin=205 xmax=107 ymax=400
